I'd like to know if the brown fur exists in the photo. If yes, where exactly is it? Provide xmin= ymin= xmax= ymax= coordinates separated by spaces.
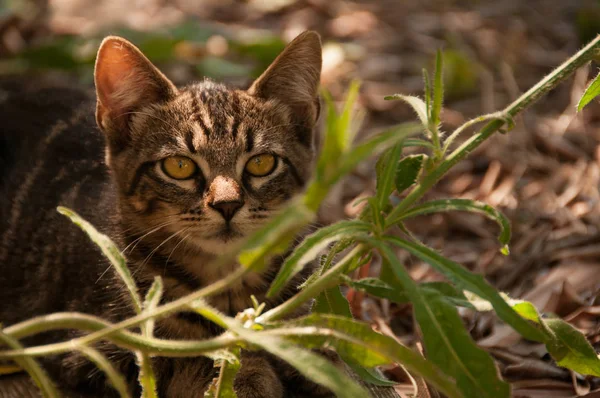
xmin=0 ymin=32 xmax=331 ymax=397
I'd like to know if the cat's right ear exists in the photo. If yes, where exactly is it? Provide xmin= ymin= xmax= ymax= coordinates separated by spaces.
xmin=94 ymin=36 xmax=177 ymax=149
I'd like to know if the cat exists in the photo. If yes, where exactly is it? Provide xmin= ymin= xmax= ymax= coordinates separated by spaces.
xmin=0 ymin=31 xmax=333 ymax=397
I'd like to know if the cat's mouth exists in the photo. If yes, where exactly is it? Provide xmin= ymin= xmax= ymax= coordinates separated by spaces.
xmin=207 ymin=225 xmax=243 ymax=242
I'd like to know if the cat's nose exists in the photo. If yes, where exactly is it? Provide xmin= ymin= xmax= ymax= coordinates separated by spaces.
xmin=209 ymin=200 xmax=243 ymax=221
xmin=207 ymin=176 xmax=244 ymax=221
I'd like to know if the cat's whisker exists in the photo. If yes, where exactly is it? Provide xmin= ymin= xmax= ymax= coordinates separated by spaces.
xmin=122 ymin=220 xmax=180 ymax=254
xmin=133 ymin=227 xmax=191 ymax=277
xmin=118 ymin=212 xmax=182 ymax=236
xmin=165 ymin=231 xmax=191 ymax=272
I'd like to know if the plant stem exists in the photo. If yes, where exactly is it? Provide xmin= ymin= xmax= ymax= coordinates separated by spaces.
xmin=1 ymin=313 xmax=241 ymax=358
xmin=1 ymin=267 xmax=248 ymax=358
xmin=386 ymin=34 xmax=600 ymax=226
xmin=0 ymin=331 xmax=59 ymax=397
xmin=258 ymin=246 xmax=366 ymax=322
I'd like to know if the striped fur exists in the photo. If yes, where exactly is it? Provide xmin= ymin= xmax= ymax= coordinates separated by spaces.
xmin=0 ymin=32 xmax=329 ymax=397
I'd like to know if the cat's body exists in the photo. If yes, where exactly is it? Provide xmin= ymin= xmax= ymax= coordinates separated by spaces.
xmin=0 ymin=32 xmax=332 ymax=397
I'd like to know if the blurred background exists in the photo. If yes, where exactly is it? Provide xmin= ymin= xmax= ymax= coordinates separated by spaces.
xmin=2 ymin=0 xmax=600 ymax=396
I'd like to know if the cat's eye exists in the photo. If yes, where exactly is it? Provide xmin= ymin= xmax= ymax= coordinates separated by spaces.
xmin=245 ymin=154 xmax=276 ymax=177
xmin=162 ymin=156 xmax=198 ymax=180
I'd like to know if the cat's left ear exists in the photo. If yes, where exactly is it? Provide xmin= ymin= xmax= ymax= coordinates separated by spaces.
xmin=248 ymin=31 xmax=322 ymax=126
xmin=94 ymin=36 xmax=177 ymax=148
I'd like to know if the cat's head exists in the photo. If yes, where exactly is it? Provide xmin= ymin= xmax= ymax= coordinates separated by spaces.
xmin=94 ymin=32 xmax=321 ymax=254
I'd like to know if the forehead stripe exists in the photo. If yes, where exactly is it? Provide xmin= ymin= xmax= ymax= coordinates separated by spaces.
xmin=245 ymin=127 xmax=254 ymax=153
xmin=229 ymin=93 xmax=241 ymax=140
xmin=185 ymin=130 xmax=196 ymax=153
xmin=192 ymin=92 xmax=211 ymax=140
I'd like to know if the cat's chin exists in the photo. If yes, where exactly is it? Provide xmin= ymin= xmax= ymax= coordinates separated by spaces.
xmin=192 ymin=238 xmax=244 ymax=255
xmin=187 ymin=229 xmax=246 ymax=255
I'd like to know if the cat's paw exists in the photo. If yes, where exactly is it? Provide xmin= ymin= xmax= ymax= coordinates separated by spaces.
xmin=233 ymin=354 xmax=284 ymax=398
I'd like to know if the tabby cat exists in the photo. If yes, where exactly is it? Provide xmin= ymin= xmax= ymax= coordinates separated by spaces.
xmin=0 ymin=31 xmax=331 ymax=397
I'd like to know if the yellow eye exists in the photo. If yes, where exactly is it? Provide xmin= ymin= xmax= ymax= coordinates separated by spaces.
xmin=245 ymin=154 xmax=276 ymax=177
xmin=162 ymin=156 xmax=197 ymax=180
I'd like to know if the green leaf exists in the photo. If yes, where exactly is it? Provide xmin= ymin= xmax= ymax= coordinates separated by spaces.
xmin=383 ymin=95 xmax=428 ymax=127
xmin=313 ymin=286 xmax=352 ymax=318
xmin=510 ymin=302 xmax=600 ymax=377
xmin=345 ymin=360 xmax=397 ymax=387
xmin=268 ymin=220 xmax=371 ymax=297
xmin=374 ymin=242 xmax=509 ymax=398
xmin=341 ymin=276 xmax=408 ymax=303
xmin=395 ymin=155 xmax=424 ymax=194
xmin=396 ymin=198 xmax=511 ymax=253
xmin=577 ymin=70 xmax=600 ymax=111
xmin=376 ymin=143 xmax=404 ymax=209
xmin=431 ymin=49 xmax=444 ymax=127
xmin=268 ymin=314 xmax=461 ymax=398
xmin=544 ymin=318 xmax=600 ymax=377
xmin=58 ymin=207 xmax=142 ymax=313
xmin=343 ymin=277 xmax=476 ymax=310
xmin=383 ymin=235 xmax=545 ymax=342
